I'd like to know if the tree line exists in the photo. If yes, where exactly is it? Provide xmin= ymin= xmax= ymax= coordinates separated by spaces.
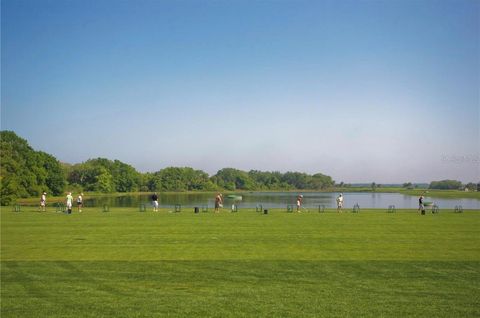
xmin=0 ymin=131 xmax=335 ymax=205
xmin=2 ymin=131 xmax=477 ymax=205
xmin=428 ymin=180 xmax=478 ymax=191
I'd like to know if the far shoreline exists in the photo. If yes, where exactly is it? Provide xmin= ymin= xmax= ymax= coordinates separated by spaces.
xmin=12 ymin=187 xmax=480 ymax=205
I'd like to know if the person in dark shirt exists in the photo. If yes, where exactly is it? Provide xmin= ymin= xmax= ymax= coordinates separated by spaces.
xmin=418 ymin=193 xmax=425 ymax=214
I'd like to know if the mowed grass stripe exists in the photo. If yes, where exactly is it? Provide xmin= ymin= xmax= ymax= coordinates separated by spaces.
xmin=2 ymin=208 xmax=479 ymax=261
xmin=2 ymin=260 xmax=479 ymax=318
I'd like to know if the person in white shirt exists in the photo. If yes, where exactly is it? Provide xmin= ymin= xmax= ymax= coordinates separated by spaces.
xmin=214 ymin=193 xmax=223 ymax=213
xmin=296 ymin=195 xmax=303 ymax=212
xmin=151 ymin=193 xmax=159 ymax=212
xmin=40 ymin=192 xmax=47 ymax=212
xmin=77 ymin=193 xmax=83 ymax=213
xmin=66 ymin=192 xmax=73 ymax=214
xmin=336 ymin=193 xmax=344 ymax=213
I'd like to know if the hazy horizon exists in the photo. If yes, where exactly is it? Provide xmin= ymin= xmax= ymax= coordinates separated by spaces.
xmin=2 ymin=0 xmax=479 ymax=184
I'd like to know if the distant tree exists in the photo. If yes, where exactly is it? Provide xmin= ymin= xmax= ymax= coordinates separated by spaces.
xmin=111 ymin=160 xmax=141 ymax=192
xmin=429 ymin=180 xmax=462 ymax=190
xmin=310 ymin=173 xmax=335 ymax=190
xmin=464 ymin=182 xmax=477 ymax=191
xmin=68 ymin=158 xmax=141 ymax=193
xmin=282 ymin=172 xmax=310 ymax=189
xmin=144 ymin=172 xmax=161 ymax=192
xmin=185 ymin=168 xmax=217 ymax=191
xmin=151 ymin=167 xmax=216 ymax=192
xmin=248 ymin=170 xmax=284 ymax=190
xmin=214 ymin=169 xmax=334 ymax=191
xmin=37 ymin=151 xmax=66 ymax=195
xmin=371 ymin=182 xmax=377 ymax=191
xmin=403 ymin=182 xmax=413 ymax=188
xmin=95 ymin=167 xmax=114 ymax=193
xmin=69 ymin=161 xmax=100 ymax=191
xmin=213 ymin=168 xmax=257 ymax=190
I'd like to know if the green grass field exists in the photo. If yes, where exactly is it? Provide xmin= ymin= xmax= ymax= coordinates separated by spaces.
xmin=2 ymin=207 xmax=479 ymax=317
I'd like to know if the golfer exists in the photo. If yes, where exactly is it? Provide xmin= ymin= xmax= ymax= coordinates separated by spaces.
xmin=418 ymin=193 xmax=425 ymax=214
xmin=77 ymin=193 xmax=83 ymax=212
xmin=214 ymin=193 xmax=223 ymax=213
xmin=336 ymin=193 xmax=344 ymax=212
xmin=152 ymin=192 xmax=159 ymax=212
xmin=66 ymin=192 xmax=73 ymax=214
xmin=40 ymin=192 xmax=47 ymax=212
xmin=296 ymin=194 xmax=303 ymax=212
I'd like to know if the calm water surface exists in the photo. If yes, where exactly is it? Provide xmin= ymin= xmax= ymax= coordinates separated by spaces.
xmin=84 ymin=192 xmax=480 ymax=210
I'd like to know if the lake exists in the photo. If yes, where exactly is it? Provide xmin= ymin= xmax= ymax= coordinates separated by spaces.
xmin=83 ymin=192 xmax=480 ymax=210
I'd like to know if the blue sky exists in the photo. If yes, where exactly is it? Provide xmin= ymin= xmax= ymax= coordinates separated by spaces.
xmin=2 ymin=0 xmax=479 ymax=183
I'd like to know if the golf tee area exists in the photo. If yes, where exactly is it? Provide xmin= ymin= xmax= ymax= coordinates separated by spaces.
xmin=2 ymin=208 xmax=479 ymax=318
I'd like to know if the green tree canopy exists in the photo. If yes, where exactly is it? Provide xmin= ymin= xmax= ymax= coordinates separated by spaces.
xmin=146 ymin=167 xmax=217 ymax=192
xmin=429 ymin=180 xmax=463 ymax=190
xmin=213 ymin=169 xmax=334 ymax=191
xmin=212 ymin=168 xmax=257 ymax=191
xmin=0 ymin=131 xmax=66 ymax=204
xmin=67 ymin=158 xmax=141 ymax=193
xmin=464 ymin=182 xmax=478 ymax=191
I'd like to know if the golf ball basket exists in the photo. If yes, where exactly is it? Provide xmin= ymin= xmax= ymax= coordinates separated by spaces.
xmin=55 ymin=202 xmax=65 ymax=213
xmin=352 ymin=203 xmax=360 ymax=213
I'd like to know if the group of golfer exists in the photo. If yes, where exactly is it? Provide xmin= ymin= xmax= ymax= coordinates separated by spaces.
xmin=150 ymin=192 xmax=346 ymax=213
xmin=39 ymin=192 xmax=83 ymax=214
xmin=152 ymin=192 xmax=346 ymax=213
xmin=149 ymin=192 xmax=224 ymax=213
xmin=39 ymin=191 xmax=427 ymax=214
